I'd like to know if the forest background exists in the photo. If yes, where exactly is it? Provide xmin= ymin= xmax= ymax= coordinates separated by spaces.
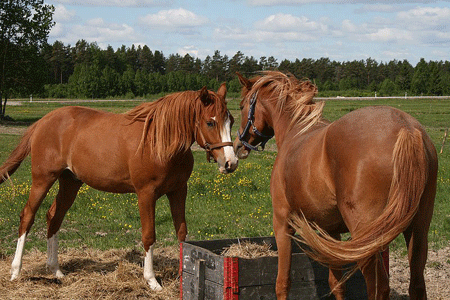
xmin=6 ymin=40 xmax=450 ymax=102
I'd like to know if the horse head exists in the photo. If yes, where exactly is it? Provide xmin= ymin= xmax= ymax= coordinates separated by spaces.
xmin=195 ymin=84 xmax=238 ymax=174
xmin=233 ymin=72 xmax=274 ymax=159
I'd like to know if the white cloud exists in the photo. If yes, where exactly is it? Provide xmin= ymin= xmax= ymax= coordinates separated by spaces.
xmin=49 ymin=0 xmax=172 ymax=7
xmin=53 ymin=4 xmax=76 ymax=22
xmin=341 ymin=19 xmax=357 ymax=32
xmin=213 ymin=13 xmax=328 ymax=44
xmin=365 ymin=27 xmax=414 ymax=43
xmin=139 ymin=8 xmax=209 ymax=32
xmin=248 ymin=0 xmax=446 ymax=5
xmin=214 ymin=25 xmax=319 ymax=44
xmin=178 ymin=45 xmax=199 ymax=57
xmin=255 ymin=13 xmax=327 ymax=32
xmin=397 ymin=6 xmax=450 ymax=30
xmin=49 ymin=22 xmax=65 ymax=38
xmin=60 ymin=18 xmax=141 ymax=46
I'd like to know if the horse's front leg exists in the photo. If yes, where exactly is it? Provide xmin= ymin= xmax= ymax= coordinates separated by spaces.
xmin=167 ymin=184 xmax=188 ymax=243
xmin=137 ymin=188 xmax=163 ymax=291
xmin=273 ymin=210 xmax=294 ymax=300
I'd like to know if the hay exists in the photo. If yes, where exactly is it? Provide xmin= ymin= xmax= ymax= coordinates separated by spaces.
xmin=221 ymin=241 xmax=278 ymax=259
xmin=0 ymin=246 xmax=180 ymax=300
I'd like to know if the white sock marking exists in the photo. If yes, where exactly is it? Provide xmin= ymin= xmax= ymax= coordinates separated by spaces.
xmin=144 ymin=245 xmax=162 ymax=291
xmin=47 ymin=232 xmax=64 ymax=278
xmin=11 ymin=233 xmax=26 ymax=280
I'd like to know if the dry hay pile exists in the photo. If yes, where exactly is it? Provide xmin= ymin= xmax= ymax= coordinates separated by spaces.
xmin=1 ymin=243 xmax=449 ymax=299
xmin=221 ymin=240 xmax=277 ymax=258
xmin=0 ymin=247 xmax=180 ymax=300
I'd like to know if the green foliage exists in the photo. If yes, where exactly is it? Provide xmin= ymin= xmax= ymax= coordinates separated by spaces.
xmin=0 ymin=0 xmax=55 ymax=117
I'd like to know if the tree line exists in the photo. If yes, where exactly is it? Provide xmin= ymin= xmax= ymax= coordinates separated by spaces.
xmin=2 ymin=0 xmax=450 ymax=112
xmin=37 ymin=40 xmax=450 ymax=99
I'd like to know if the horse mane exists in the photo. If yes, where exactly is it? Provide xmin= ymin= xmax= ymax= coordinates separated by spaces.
xmin=124 ymin=90 xmax=226 ymax=162
xmin=248 ymin=71 xmax=324 ymax=134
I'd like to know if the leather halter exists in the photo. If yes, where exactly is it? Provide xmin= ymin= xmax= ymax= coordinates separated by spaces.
xmin=196 ymin=119 xmax=233 ymax=162
xmin=237 ymin=92 xmax=274 ymax=151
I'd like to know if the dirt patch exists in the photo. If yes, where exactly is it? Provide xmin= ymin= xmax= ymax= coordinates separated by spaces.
xmin=1 ymin=245 xmax=449 ymax=299
xmin=0 ymin=125 xmax=27 ymax=136
xmin=390 ymin=246 xmax=450 ymax=300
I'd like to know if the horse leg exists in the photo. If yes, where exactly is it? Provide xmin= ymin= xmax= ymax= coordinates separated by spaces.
xmin=167 ymin=184 xmax=188 ymax=242
xmin=328 ymin=233 xmax=345 ymax=300
xmin=273 ymin=213 xmax=294 ymax=300
xmin=137 ymin=188 xmax=162 ymax=291
xmin=11 ymin=174 xmax=57 ymax=280
xmin=358 ymin=254 xmax=390 ymax=300
xmin=46 ymin=170 xmax=82 ymax=278
xmin=402 ymin=189 xmax=435 ymax=300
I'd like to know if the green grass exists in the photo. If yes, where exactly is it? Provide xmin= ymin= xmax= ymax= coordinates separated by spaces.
xmin=0 ymin=98 xmax=449 ymax=256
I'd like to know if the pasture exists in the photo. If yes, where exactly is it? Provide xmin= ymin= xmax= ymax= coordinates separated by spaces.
xmin=0 ymin=97 xmax=449 ymax=299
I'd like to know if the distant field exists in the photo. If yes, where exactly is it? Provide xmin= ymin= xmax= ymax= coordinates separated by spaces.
xmin=0 ymin=97 xmax=449 ymax=256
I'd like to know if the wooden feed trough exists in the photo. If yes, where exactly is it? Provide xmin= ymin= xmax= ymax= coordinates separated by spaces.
xmin=180 ymin=236 xmax=385 ymax=299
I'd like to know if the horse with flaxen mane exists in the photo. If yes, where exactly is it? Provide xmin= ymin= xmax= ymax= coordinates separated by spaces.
xmin=1 ymin=85 xmax=238 ymax=291
xmin=234 ymin=71 xmax=437 ymax=300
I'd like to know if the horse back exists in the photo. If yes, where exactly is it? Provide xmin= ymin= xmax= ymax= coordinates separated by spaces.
xmin=323 ymin=106 xmax=435 ymax=230
xmin=28 ymin=106 xmax=193 ymax=194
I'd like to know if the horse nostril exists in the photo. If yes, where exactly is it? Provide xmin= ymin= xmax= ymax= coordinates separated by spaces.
xmin=225 ymin=161 xmax=230 ymax=171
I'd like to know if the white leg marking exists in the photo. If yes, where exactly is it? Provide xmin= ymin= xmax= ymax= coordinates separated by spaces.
xmin=47 ymin=232 xmax=64 ymax=278
xmin=144 ymin=245 xmax=162 ymax=291
xmin=220 ymin=115 xmax=238 ymax=170
xmin=11 ymin=233 xmax=26 ymax=280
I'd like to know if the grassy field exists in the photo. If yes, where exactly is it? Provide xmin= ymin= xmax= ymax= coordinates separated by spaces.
xmin=0 ymin=97 xmax=449 ymax=257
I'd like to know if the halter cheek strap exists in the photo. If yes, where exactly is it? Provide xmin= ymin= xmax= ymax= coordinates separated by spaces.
xmin=195 ymin=124 xmax=233 ymax=162
xmin=237 ymin=92 xmax=274 ymax=151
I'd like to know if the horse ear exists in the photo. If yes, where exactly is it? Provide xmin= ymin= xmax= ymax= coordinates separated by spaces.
xmin=236 ymin=72 xmax=252 ymax=90
xmin=217 ymin=83 xmax=228 ymax=103
xmin=199 ymin=86 xmax=212 ymax=105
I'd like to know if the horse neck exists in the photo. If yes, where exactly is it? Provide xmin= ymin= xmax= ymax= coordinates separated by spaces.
xmin=262 ymin=101 xmax=293 ymax=150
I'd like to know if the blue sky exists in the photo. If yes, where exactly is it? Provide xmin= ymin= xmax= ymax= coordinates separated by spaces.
xmin=47 ymin=0 xmax=450 ymax=65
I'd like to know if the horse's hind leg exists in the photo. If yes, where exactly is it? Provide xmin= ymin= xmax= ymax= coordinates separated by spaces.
xmin=403 ymin=184 xmax=435 ymax=300
xmin=46 ymin=170 xmax=82 ymax=278
xmin=328 ymin=234 xmax=345 ymax=300
xmin=358 ymin=254 xmax=390 ymax=300
xmin=11 ymin=174 xmax=57 ymax=280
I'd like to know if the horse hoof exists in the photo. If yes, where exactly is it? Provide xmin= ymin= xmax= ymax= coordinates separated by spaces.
xmin=54 ymin=269 xmax=64 ymax=278
xmin=147 ymin=278 xmax=163 ymax=291
xmin=10 ymin=265 xmax=21 ymax=281
xmin=10 ymin=273 xmax=19 ymax=281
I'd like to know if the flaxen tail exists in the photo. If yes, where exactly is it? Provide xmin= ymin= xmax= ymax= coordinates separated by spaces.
xmin=290 ymin=127 xmax=428 ymax=267
xmin=0 ymin=123 xmax=37 ymax=184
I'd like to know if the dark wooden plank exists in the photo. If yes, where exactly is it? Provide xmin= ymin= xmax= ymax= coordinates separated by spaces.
xmin=182 ymin=272 xmax=224 ymax=300
xmin=193 ymin=259 xmax=205 ymax=300
xmin=182 ymin=241 xmax=225 ymax=285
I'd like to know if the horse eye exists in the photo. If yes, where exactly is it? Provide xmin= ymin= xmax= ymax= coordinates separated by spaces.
xmin=206 ymin=121 xmax=215 ymax=127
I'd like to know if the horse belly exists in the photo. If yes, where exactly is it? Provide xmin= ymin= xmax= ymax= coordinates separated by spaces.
xmin=66 ymin=115 xmax=138 ymax=193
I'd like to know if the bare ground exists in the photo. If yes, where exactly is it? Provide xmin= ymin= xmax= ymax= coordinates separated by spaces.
xmin=1 ymin=245 xmax=449 ymax=299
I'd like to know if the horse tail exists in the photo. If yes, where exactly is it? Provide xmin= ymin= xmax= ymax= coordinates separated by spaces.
xmin=291 ymin=127 xmax=428 ymax=267
xmin=0 ymin=123 xmax=36 ymax=185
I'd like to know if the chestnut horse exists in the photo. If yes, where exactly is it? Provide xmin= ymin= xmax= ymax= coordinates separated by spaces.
xmin=234 ymin=71 xmax=437 ymax=300
xmin=1 ymin=85 xmax=238 ymax=291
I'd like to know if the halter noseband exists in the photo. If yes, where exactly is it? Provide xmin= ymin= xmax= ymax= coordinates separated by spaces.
xmin=196 ymin=118 xmax=234 ymax=162
xmin=237 ymin=92 xmax=274 ymax=151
